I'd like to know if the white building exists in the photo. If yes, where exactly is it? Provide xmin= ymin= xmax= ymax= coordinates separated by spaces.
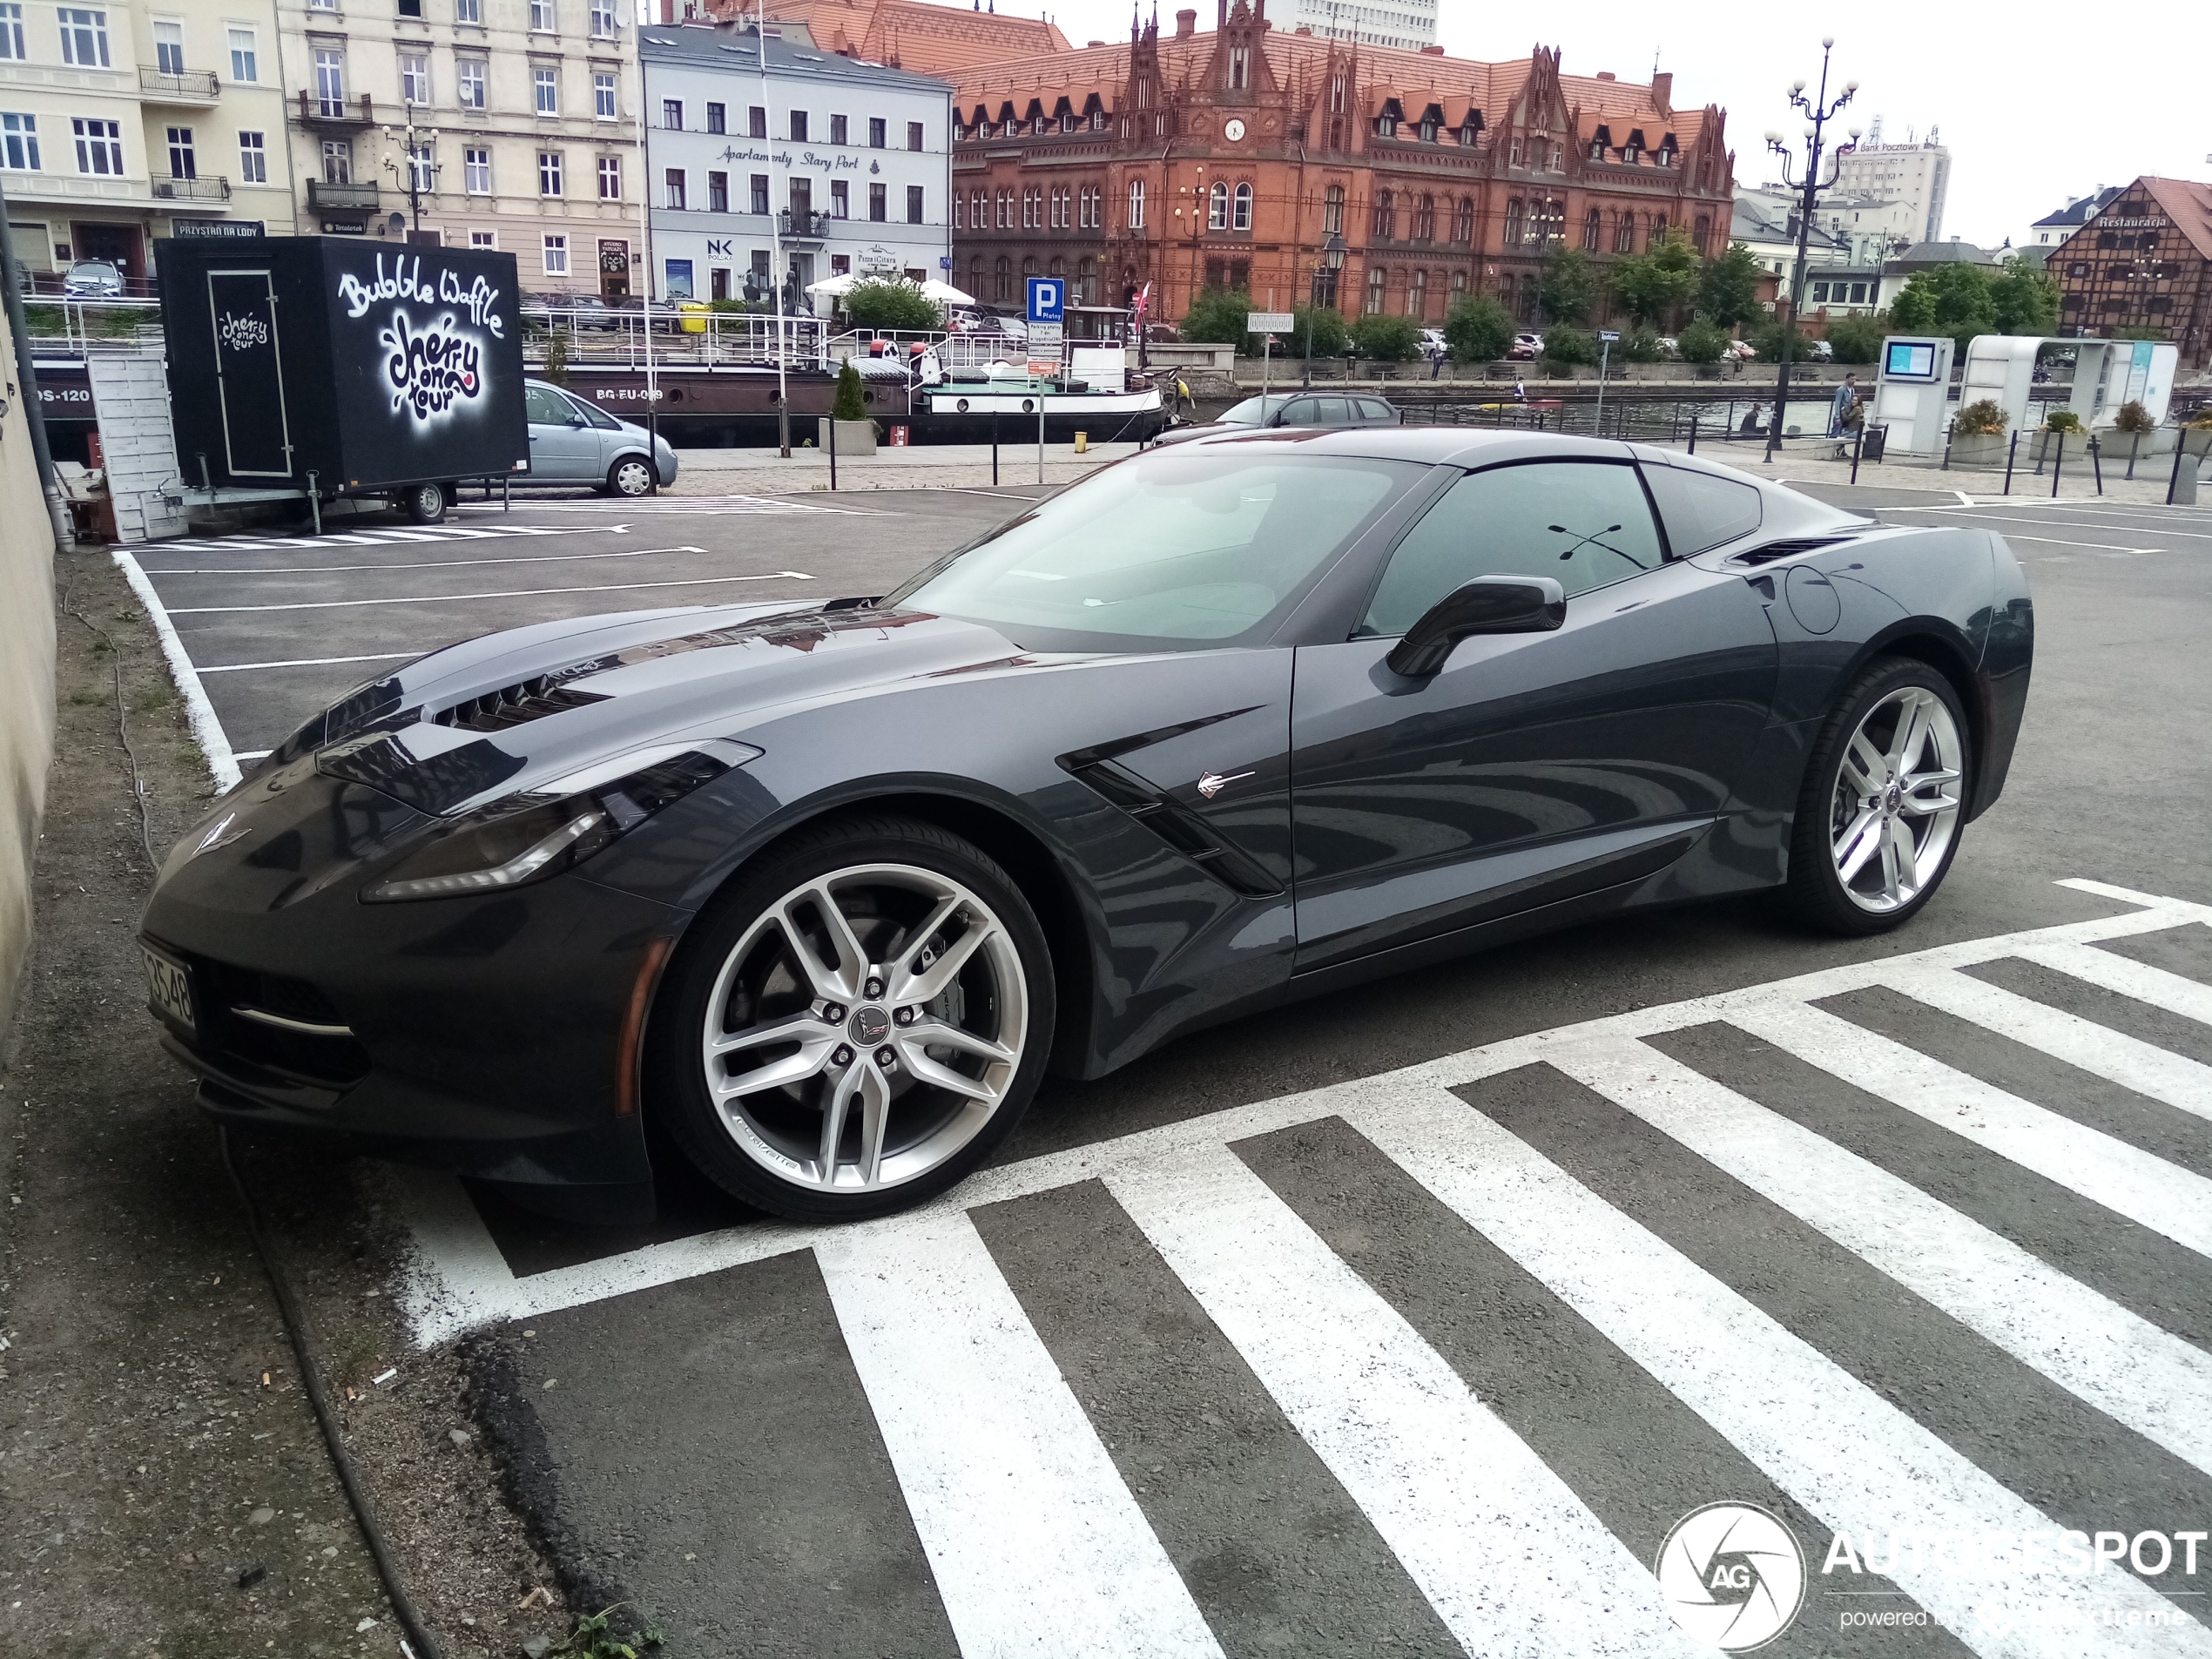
xmin=639 ymin=18 xmax=949 ymax=307
xmin=1282 ymin=0 xmax=1434 ymax=51
xmin=1829 ymin=134 xmax=1949 ymax=244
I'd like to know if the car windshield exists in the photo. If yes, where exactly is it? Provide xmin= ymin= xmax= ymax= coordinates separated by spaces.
xmin=1217 ymin=396 xmax=1292 ymax=425
xmin=884 ymin=448 xmax=1421 ymax=650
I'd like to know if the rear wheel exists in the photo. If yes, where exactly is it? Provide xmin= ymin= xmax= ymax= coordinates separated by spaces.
xmin=607 ymin=455 xmax=654 ymax=496
xmin=1785 ymin=657 xmax=1970 ymax=934
xmin=399 ymin=481 xmax=448 ymax=523
xmin=651 ymin=815 xmax=1054 ymax=1221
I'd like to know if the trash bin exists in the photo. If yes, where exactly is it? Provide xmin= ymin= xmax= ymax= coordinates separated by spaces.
xmin=678 ymin=301 xmax=708 ymax=334
xmin=1862 ymin=424 xmax=1887 ymax=463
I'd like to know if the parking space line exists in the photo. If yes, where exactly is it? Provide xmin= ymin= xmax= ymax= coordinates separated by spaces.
xmin=165 ymin=564 xmax=811 ymax=615
xmin=199 ymin=651 xmax=424 ymax=675
xmin=111 ymin=550 xmax=239 ymax=790
xmin=144 ymin=546 xmax=711 ymax=577
xmin=455 ymin=496 xmax=887 ymax=516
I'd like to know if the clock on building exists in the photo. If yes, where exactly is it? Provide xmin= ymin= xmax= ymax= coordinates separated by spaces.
xmin=1224 ymin=118 xmax=1246 ymax=142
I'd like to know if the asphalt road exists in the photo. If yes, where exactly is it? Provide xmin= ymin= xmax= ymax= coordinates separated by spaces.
xmin=124 ymin=481 xmax=2212 ymax=1656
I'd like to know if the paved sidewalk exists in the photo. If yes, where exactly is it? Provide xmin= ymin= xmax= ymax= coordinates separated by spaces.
xmin=667 ymin=441 xmax=1140 ymax=496
xmin=1655 ymin=436 xmax=2199 ymax=506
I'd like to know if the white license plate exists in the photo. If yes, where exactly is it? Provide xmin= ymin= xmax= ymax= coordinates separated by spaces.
xmin=141 ymin=944 xmax=197 ymax=1040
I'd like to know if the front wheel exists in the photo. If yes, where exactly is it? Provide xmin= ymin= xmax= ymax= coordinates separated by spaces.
xmin=1784 ymin=657 xmax=1972 ymax=934
xmin=607 ymin=455 xmax=655 ymax=497
xmin=651 ymin=815 xmax=1055 ymax=1221
xmin=399 ymin=481 xmax=448 ymax=523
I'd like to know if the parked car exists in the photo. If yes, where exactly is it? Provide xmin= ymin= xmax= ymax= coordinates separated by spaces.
xmin=138 ymin=432 xmax=2032 ymax=1224
xmin=1806 ymin=339 xmax=1835 ymax=362
xmin=1656 ymin=336 xmax=1683 ymax=360
xmin=1420 ymin=328 xmax=1449 ymax=357
xmin=1153 ymin=391 xmax=1401 ymax=446
xmin=1725 ymin=339 xmax=1759 ymax=361
xmin=521 ymin=379 xmax=678 ymax=496
xmin=1507 ymin=332 xmax=1543 ymax=361
xmin=62 ymin=260 xmax=125 ymax=298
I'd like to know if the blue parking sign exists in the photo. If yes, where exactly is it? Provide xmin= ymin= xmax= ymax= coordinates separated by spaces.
xmin=1026 ymin=276 xmax=1063 ymax=323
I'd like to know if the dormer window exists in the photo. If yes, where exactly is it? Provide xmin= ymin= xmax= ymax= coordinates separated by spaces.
xmin=1376 ymin=113 xmax=1396 ymax=138
xmin=1089 ymin=109 xmax=1105 ymax=131
xmin=1656 ymin=144 xmax=1675 ymax=168
xmin=1227 ymin=45 xmax=1248 ymax=91
xmin=1459 ymin=121 xmax=1476 ymax=146
xmin=1419 ymin=118 xmax=1437 ymax=142
xmin=1623 ymin=141 xmax=1640 ymax=163
xmin=1588 ymin=138 xmax=1604 ymax=160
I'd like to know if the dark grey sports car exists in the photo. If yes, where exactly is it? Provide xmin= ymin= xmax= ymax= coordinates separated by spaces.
xmin=139 ymin=429 xmax=2032 ymax=1223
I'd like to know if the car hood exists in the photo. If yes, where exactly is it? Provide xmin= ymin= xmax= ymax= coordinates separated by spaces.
xmin=300 ymin=601 xmax=1056 ymax=817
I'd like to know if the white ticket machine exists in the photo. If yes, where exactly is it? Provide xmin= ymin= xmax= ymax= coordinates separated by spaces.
xmin=2070 ymin=340 xmax=2179 ymax=428
xmin=1871 ymin=335 xmax=1955 ymax=455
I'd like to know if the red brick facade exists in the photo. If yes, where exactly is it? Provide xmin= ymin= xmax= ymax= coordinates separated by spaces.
xmin=942 ymin=0 xmax=1734 ymax=327
xmin=2052 ymin=177 xmax=2212 ymax=370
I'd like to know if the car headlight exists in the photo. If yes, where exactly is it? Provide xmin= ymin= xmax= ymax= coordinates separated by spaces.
xmin=362 ymin=744 xmax=752 ymax=901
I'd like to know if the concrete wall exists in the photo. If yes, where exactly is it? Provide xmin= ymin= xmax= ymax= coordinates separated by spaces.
xmin=0 ymin=323 xmax=57 ymax=1048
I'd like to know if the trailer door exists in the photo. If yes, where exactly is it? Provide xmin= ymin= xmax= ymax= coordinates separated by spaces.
xmin=207 ymin=268 xmax=293 ymax=478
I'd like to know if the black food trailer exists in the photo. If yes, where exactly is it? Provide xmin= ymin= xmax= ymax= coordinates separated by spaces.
xmin=156 ymin=235 xmax=527 ymax=523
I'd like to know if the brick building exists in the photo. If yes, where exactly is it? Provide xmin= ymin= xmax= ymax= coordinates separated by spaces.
xmin=939 ymin=0 xmax=1733 ymax=328
xmin=2051 ymin=177 xmax=2212 ymax=369
xmin=704 ymin=0 xmax=1069 ymax=73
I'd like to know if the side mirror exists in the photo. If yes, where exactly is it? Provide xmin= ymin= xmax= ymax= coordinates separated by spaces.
xmin=1385 ymin=575 xmax=1566 ymax=679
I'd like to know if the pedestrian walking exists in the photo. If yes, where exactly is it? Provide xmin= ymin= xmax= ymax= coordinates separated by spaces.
xmin=1514 ymin=377 xmax=1528 ymax=404
xmin=1429 ymin=343 xmax=1445 ymax=381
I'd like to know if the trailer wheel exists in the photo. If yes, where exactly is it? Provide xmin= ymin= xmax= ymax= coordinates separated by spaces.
xmin=607 ymin=456 xmax=655 ymax=497
xmin=400 ymin=482 xmax=448 ymax=523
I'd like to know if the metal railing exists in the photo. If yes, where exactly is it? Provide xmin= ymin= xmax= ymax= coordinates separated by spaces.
xmin=298 ymin=90 xmax=375 ymax=125
xmin=139 ymin=64 xmax=220 ymax=98
xmin=518 ymin=304 xmax=827 ymax=369
xmin=307 ymin=178 xmax=378 ymax=210
xmin=778 ymin=208 xmax=833 ymax=240
xmin=17 ymin=298 xmax=165 ymax=354
xmin=152 ymin=174 xmax=231 ymax=201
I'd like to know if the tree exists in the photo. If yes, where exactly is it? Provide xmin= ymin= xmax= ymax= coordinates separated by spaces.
xmin=1989 ymin=256 xmax=2059 ymax=337
xmin=1618 ymin=327 xmax=1664 ymax=364
xmin=1696 ymin=240 xmax=1763 ymax=329
xmin=1677 ymin=320 xmax=1730 ymax=363
xmin=831 ymin=359 xmax=867 ymax=421
xmin=1443 ymin=293 xmax=1514 ymax=363
xmin=1747 ymin=316 xmax=1813 ymax=363
xmin=1181 ymin=286 xmax=1261 ymax=354
xmin=1887 ymin=263 xmax=1996 ymax=353
xmin=1348 ymin=313 xmax=1422 ymax=361
xmin=1291 ymin=304 xmax=1348 ymax=358
xmin=844 ymin=278 xmax=941 ymax=332
xmin=1610 ymin=227 xmax=1700 ymax=327
xmin=1824 ymin=314 xmax=1885 ymax=364
xmin=1541 ymin=325 xmax=1596 ymax=366
xmin=1536 ymin=246 xmax=1600 ymax=326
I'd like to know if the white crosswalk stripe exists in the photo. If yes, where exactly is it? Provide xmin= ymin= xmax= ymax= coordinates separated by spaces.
xmin=393 ymin=882 xmax=2212 ymax=1656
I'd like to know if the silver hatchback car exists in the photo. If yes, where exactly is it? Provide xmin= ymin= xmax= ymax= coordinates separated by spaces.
xmin=523 ymin=379 xmax=678 ymax=496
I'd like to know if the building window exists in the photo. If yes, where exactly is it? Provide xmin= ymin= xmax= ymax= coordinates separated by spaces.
xmin=952 ymin=190 xmax=962 ymax=230
xmin=748 ymin=105 xmax=765 ymax=138
xmin=664 ymin=168 xmax=684 ymax=209
xmin=867 ymin=116 xmax=886 ymax=148
xmin=1208 ymin=179 xmax=1228 ymax=231
xmin=1128 ymin=178 xmax=1144 ymax=229
xmin=57 ymin=7 xmax=108 ymax=68
xmin=537 ymin=150 xmax=562 ymax=194
xmin=1850 ymin=282 xmax=1867 ymax=304
xmin=1 ymin=111 xmax=38 ymax=171
xmin=698 ymin=100 xmax=723 ymax=135
xmin=1811 ymin=282 xmax=1829 ymax=303
xmin=1692 ymin=214 xmax=1712 ymax=255
xmin=0 ymin=4 xmax=22 ymax=60
xmin=401 ymin=54 xmax=429 ymax=105
xmin=458 ymin=59 xmax=486 ymax=109
xmin=1234 ymin=181 xmax=1252 ymax=233
xmin=470 ymin=230 xmax=495 ymax=248
xmin=320 ymin=138 xmax=350 ymax=183
xmin=1227 ymin=44 xmax=1248 ymax=89
xmin=405 ymin=140 xmax=433 ymax=192
xmin=1613 ymin=211 xmax=1634 ymax=253
xmin=994 ymin=255 xmax=1010 ymax=302
xmin=1374 ymin=112 xmax=1396 ymax=138
xmin=829 ymin=178 xmax=846 ymax=218
xmin=1372 ymin=188 xmax=1395 ymax=241
xmin=455 ymin=0 xmax=479 ymax=19
xmin=1582 ymin=206 xmax=1601 ymax=250
xmin=1322 ymin=183 xmax=1343 ymax=236
xmin=237 ymin=128 xmax=264 ymax=182
xmin=907 ymin=183 xmax=923 ymax=224
xmin=72 ymin=116 xmax=122 ymax=174
xmin=1650 ymin=213 xmax=1667 ymax=248
xmin=868 ymin=180 xmax=886 ymax=222
xmin=1412 ymin=192 xmax=1433 ymax=242
xmin=1328 ymin=74 xmax=1345 ymax=113
xmin=789 ymin=110 xmax=806 ymax=142
xmin=1407 ymin=268 xmax=1426 ymax=318
xmin=1622 ymin=142 xmax=1639 ymax=164
xmin=749 ymin=172 xmax=767 ymax=214
xmin=165 ymin=125 xmax=194 ymax=179
xmin=152 ymin=20 xmax=183 ymax=74
xmin=219 ymin=24 xmax=258 ymax=83
xmin=1507 ymin=138 xmax=1521 ymax=165
xmin=543 ymin=233 xmax=568 ymax=275
xmin=1503 ymin=198 xmax=1523 ymax=245
xmin=1364 ymin=264 xmax=1385 ymax=314
xmin=1460 ymin=120 xmax=1477 ymax=147
xmin=534 ymin=67 xmax=558 ymax=115
xmin=589 ymin=0 xmax=612 ymax=34
xmin=706 ymin=169 xmax=725 ymax=211
xmin=907 ymin=120 xmax=923 ymax=152
xmin=464 ymin=145 xmax=489 ymax=192
xmin=662 ymin=98 xmax=682 ymax=130
xmin=597 ymin=154 xmax=620 ymax=199
xmin=529 ymin=0 xmax=554 ymax=29
xmin=593 ymin=71 xmax=614 ymax=119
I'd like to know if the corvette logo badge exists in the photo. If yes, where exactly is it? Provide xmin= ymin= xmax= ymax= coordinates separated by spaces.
xmin=187 ymin=812 xmax=253 ymax=860
xmin=1197 ymin=769 xmax=1255 ymax=799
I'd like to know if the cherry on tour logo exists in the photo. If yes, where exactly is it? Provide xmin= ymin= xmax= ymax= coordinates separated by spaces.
xmin=217 ymin=310 xmax=269 ymax=350
xmin=1656 ymin=1502 xmax=1806 ymax=1651
xmin=379 ymin=308 xmax=483 ymax=422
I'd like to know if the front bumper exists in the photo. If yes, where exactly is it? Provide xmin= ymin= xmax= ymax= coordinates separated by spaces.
xmin=141 ymin=762 xmax=684 ymax=1211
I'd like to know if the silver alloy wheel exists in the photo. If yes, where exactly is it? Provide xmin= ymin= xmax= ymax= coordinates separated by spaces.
xmin=1829 ymin=685 xmax=1964 ymax=914
xmin=610 ymin=458 xmax=653 ymax=496
xmin=699 ymin=862 xmax=1028 ymax=1194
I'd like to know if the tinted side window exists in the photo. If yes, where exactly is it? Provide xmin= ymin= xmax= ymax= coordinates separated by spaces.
xmin=1312 ymin=396 xmax=1351 ymax=424
xmin=1641 ymin=463 xmax=1762 ymax=555
xmin=1360 ymin=462 xmax=1666 ymax=635
xmin=1278 ymin=399 xmax=1323 ymax=427
xmin=1359 ymin=399 xmax=1395 ymax=422
xmin=524 ymin=384 xmax=574 ymax=424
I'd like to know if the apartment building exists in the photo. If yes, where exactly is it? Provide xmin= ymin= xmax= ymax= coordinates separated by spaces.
xmin=275 ymin=0 xmax=641 ymax=293
xmin=640 ymin=17 xmax=949 ymax=306
xmin=0 ymin=0 xmax=297 ymax=284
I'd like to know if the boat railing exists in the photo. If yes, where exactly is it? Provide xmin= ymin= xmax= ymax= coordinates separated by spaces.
xmin=518 ymin=306 xmax=828 ymax=370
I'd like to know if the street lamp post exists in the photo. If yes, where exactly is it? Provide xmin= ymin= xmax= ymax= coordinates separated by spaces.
xmin=758 ymin=0 xmax=791 ymax=458
xmin=381 ymin=119 xmax=438 ymax=233
xmin=1761 ymin=39 xmax=1859 ymax=463
xmin=1305 ymin=231 xmax=1345 ymax=387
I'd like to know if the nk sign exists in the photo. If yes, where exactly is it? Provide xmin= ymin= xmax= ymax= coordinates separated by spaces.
xmin=1026 ymin=276 xmax=1063 ymax=324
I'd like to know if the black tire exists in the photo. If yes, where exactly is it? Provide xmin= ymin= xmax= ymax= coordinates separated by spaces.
xmin=400 ymin=481 xmax=447 ymax=523
xmin=650 ymin=813 xmax=1055 ymax=1222
xmin=1784 ymin=655 xmax=1973 ymax=935
xmin=607 ymin=455 xmax=655 ymax=497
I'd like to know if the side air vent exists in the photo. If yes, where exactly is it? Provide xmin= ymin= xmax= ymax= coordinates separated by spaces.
xmin=1730 ymin=536 xmax=1853 ymax=567
xmin=1063 ymin=758 xmax=1284 ymax=898
xmin=430 ymin=678 xmax=612 ymax=732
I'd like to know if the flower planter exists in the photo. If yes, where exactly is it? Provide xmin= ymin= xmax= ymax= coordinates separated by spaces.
xmin=1947 ymin=430 xmax=2010 ymax=469
xmin=2027 ymin=428 xmax=2087 ymax=466
xmin=819 ymin=417 xmax=876 ymax=456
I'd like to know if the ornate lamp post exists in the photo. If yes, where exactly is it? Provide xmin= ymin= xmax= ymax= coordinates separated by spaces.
xmin=380 ymin=119 xmax=439 ymax=233
xmin=1305 ymin=230 xmax=1345 ymax=387
xmin=1761 ymin=38 xmax=1859 ymax=462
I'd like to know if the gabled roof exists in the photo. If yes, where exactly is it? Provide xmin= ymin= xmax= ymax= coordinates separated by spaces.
xmin=711 ymin=0 xmax=1069 ymax=73
xmin=1892 ymin=238 xmax=2001 ymax=267
xmin=2032 ymin=185 xmax=2121 ymax=232
xmin=2131 ymin=176 xmax=2212 ymax=262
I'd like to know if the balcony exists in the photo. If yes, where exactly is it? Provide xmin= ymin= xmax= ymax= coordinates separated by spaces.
xmin=779 ymin=208 xmax=831 ymax=242
xmin=139 ymin=64 xmax=220 ymax=103
xmin=308 ymin=179 xmax=379 ymax=211
xmin=153 ymin=173 xmax=231 ymax=201
xmin=296 ymin=90 xmax=376 ymax=129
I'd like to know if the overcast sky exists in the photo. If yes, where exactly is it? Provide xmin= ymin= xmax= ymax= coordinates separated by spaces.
xmin=1015 ymin=1 xmax=2210 ymax=248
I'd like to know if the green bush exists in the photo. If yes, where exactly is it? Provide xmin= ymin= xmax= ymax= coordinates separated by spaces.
xmin=1677 ymin=320 xmax=1730 ymax=364
xmin=843 ymin=278 xmax=940 ymax=332
xmin=1747 ymin=317 xmax=1813 ymax=363
xmin=1952 ymin=399 xmax=2007 ymax=436
xmin=2043 ymin=408 xmax=2083 ymax=434
xmin=1348 ymin=313 xmax=1422 ymax=361
xmin=1618 ymin=327 xmax=1664 ymax=364
xmin=1540 ymin=326 xmax=1596 ymax=367
xmin=831 ymin=360 xmax=867 ymax=422
xmin=2113 ymin=400 xmax=2155 ymax=435
xmin=1289 ymin=305 xmax=1348 ymax=358
xmin=1182 ymin=286 xmax=1260 ymax=354
xmin=1443 ymin=293 xmax=1514 ymax=364
xmin=1824 ymin=315 xmax=1885 ymax=365
xmin=543 ymin=334 xmax=570 ymax=384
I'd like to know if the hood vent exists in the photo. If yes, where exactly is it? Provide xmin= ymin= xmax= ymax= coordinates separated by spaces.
xmin=430 ymin=678 xmax=612 ymax=732
xmin=1730 ymin=536 xmax=1853 ymax=567
xmin=1063 ymin=758 xmax=1283 ymax=898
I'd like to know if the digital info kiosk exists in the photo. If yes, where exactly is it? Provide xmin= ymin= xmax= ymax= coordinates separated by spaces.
xmin=1871 ymin=335 xmax=1954 ymax=455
